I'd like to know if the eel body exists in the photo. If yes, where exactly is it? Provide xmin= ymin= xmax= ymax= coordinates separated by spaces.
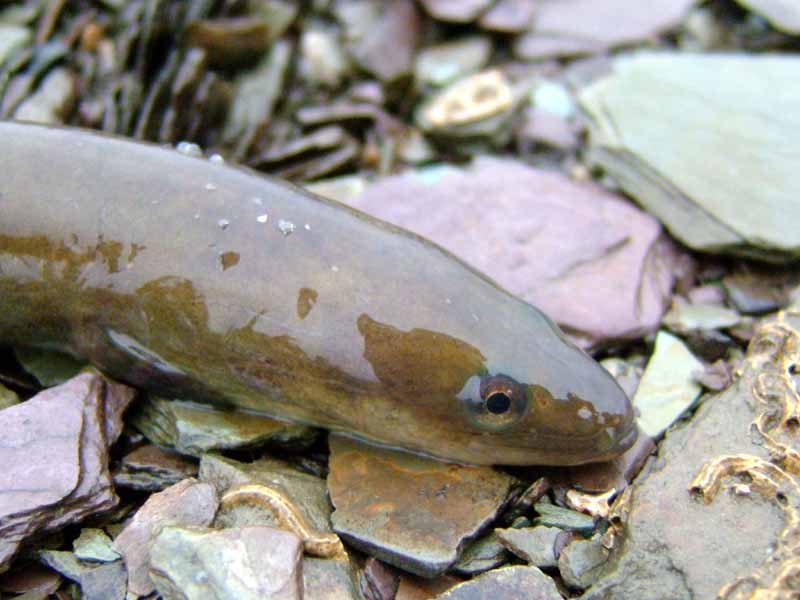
xmin=0 ymin=121 xmax=636 ymax=465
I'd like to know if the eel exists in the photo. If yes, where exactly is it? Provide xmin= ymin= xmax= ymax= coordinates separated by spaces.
xmin=0 ymin=121 xmax=637 ymax=466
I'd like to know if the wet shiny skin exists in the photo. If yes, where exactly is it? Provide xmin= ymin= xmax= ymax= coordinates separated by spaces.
xmin=0 ymin=122 xmax=637 ymax=465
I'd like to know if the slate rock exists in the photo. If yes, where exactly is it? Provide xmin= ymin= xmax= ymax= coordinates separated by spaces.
xmin=415 ymin=36 xmax=492 ymax=87
xmin=73 ymin=528 xmax=120 ymax=563
xmin=0 ymin=372 xmax=131 ymax=572
xmin=633 ymin=331 xmax=704 ymax=438
xmin=433 ymin=565 xmax=561 ymax=600
xmin=734 ymin=0 xmax=800 ymax=33
xmin=327 ymin=436 xmax=514 ymax=577
xmin=130 ymin=396 xmax=315 ymax=455
xmin=478 ymin=0 xmax=537 ymax=33
xmin=339 ymin=0 xmax=419 ymax=83
xmin=581 ymin=52 xmax=800 ymax=261
xmin=113 ymin=479 xmax=218 ymax=597
xmin=344 ymin=158 xmax=677 ymax=347
xmin=662 ymin=300 xmax=741 ymax=334
xmin=515 ymin=0 xmax=694 ymax=58
xmin=496 ymin=526 xmax=561 ymax=568
xmin=584 ymin=312 xmax=800 ymax=599
xmin=303 ymin=556 xmax=360 ymax=600
xmin=0 ymin=24 xmax=30 ymax=65
xmin=451 ymin=531 xmax=509 ymax=575
xmin=558 ymin=534 xmax=608 ymax=589
xmin=113 ymin=444 xmax=198 ymax=492
xmin=149 ymin=525 xmax=303 ymax=600
xmin=38 ymin=550 xmax=126 ymax=600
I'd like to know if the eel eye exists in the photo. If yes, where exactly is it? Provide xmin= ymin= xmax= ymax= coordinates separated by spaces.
xmin=460 ymin=374 xmax=529 ymax=431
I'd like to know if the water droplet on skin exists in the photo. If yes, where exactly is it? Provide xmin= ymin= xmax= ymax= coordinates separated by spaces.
xmin=304 ymin=223 xmax=311 ymax=231
xmin=205 ymin=182 xmax=217 ymax=191
xmin=218 ymin=219 xmax=230 ymax=230
xmin=278 ymin=220 xmax=296 ymax=236
xmin=331 ymin=265 xmax=339 ymax=272
xmin=209 ymin=153 xmax=224 ymax=164
xmin=194 ymin=213 xmax=200 ymax=220
xmin=252 ymin=197 xmax=263 ymax=205
xmin=176 ymin=141 xmax=203 ymax=158
xmin=445 ymin=298 xmax=452 ymax=304
xmin=257 ymin=214 xmax=268 ymax=223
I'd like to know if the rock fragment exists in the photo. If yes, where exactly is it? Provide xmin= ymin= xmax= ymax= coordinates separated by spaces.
xmin=327 ymin=436 xmax=514 ymax=577
xmin=514 ymin=0 xmax=694 ymax=59
xmin=303 ymin=555 xmax=360 ymax=600
xmin=149 ymin=525 xmax=303 ymax=600
xmin=418 ymin=0 xmax=493 ymax=23
xmin=433 ymin=565 xmax=561 ymax=599
xmin=113 ymin=444 xmax=198 ymax=492
xmin=129 ymin=396 xmax=315 ymax=455
xmin=451 ymin=531 xmax=509 ymax=575
xmin=558 ymin=534 xmax=609 ymax=589
xmin=581 ymin=52 xmax=800 ymax=261
xmin=734 ymin=0 xmax=800 ymax=33
xmin=39 ymin=550 xmax=126 ymax=600
xmin=415 ymin=37 xmax=492 ymax=87
xmin=113 ymin=479 xmax=218 ymax=597
xmin=0 ymin=372 xmax=131 ymax=572
xmin=73 ymin=528 xmax=120 ymax=563
xmin=495 ymin=526 xmax=561 ymax=568
xmin=633 ymin=331 xmax=704 ymax=438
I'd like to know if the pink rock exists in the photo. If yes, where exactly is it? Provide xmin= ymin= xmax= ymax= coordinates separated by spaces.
xmin=515 ymin=0 xmax=694 ymax=58
xmin=113 ymin=479 xmax=218 ymax=597
xmin=344 ymin=158 xmax=678 ymax=347
xmin=0 ymin=372 xmax=133 ymax=572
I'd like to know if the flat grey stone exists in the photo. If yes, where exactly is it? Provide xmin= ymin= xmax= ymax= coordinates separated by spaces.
xmin=633 ymin=331 xmax=704 ymax=438
xmin=433 ymin=565 xmax=561 ymax=599
xmin=558 ymin=534 xmax=609 ymax=589
xmin=150 ymin=526 xmax=303 ymax=600
xmin=496 ymin=526 xmax=561 ymax=568
xmin=581 ymin=52 xmax=800 ymax=261
xmin=73 ymin=528 xmax=120 ymax=563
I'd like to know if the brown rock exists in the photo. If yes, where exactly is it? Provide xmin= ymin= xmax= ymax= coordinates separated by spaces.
xmin=396 ymin=574 xmax=462 ymax=600
xmin=0 ymin=563 xmax=60 ymax=596
xmin=327 ymin=436 xmax=514 ymax=577
xmin=113 ymin=479 xmax=218 ymax=597
xmin=344 ymin=158 xmax=677 ymax=347
xmin=360 ymin=557 xmax=400 ymax=600
xmin=432 ymin=565 xmax=561 ymax=599
xmin=149 ymin=526 xmax=303 ymax=600
xmin=113 ymin=444 xmax=198 ymax=492
xmin=0 ymin=372 xmax=131 ymax=572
